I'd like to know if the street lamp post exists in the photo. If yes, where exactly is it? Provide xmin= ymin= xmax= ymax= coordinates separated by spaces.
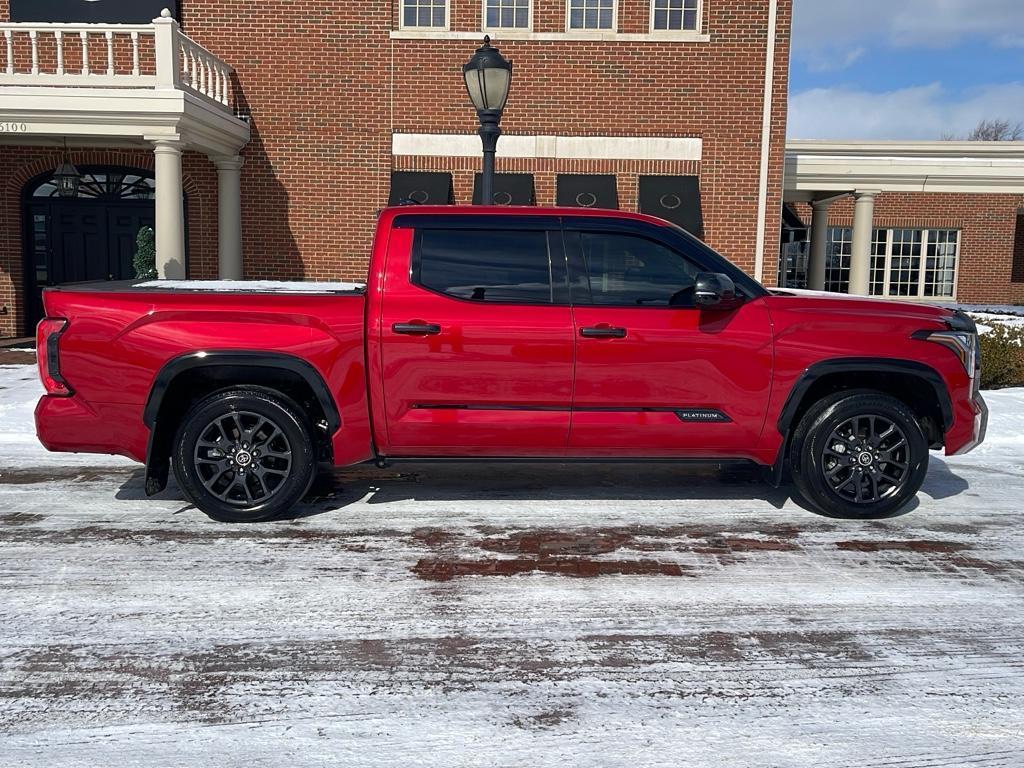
xmin=463 ymin=36 xmax=512 ymax=206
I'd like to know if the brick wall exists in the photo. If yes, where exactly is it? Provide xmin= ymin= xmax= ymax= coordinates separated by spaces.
xmin=180 ymin=0 xmax=791 ymax=281
xmin=0 ymin=0 xmax=792 ymax=335
xmin=793 ymin=192 xmax=1024 ymax=304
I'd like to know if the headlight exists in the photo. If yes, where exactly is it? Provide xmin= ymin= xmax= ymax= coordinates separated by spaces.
xmin=913 ymin=329 xmax=978 ymax=379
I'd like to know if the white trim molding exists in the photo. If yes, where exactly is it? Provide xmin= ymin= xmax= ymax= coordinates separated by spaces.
xmin=785 ymin=140 xmax=1024 ymax=197
xmin=753 ymin=0 xmax=779 ymax=282
xmin=392 ymin=132 xmax=703 ymax=161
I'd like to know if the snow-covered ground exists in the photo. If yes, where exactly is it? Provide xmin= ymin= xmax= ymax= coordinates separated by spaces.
xmin=2 ymin=361 xmax=1024 ymax=767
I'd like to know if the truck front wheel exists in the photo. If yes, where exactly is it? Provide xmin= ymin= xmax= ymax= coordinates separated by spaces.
xmin=172 ymin=388 xmax=316 ymax=523
xmin=790 ymin=390 xmax=929 ymax=519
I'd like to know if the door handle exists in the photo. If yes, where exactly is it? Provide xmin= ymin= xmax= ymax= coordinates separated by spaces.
xmin=580 ymin=325 xmax=627 ymax=339
xmin=392 ymin=322 xmax=441 ymax=336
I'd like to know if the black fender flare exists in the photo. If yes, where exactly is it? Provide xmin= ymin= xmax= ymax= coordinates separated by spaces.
xmin=142 ymin=351 xmax=341 ymax=495
xmin=768 ymin=357 xmax=953 ymax=487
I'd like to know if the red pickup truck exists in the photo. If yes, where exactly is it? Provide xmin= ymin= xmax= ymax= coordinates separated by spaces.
xmin=35 ymin=206 xmax=986 ymax=523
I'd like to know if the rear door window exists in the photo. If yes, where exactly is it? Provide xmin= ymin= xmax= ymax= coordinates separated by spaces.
xmin=414 ymin=228 xmax=554 ymax=304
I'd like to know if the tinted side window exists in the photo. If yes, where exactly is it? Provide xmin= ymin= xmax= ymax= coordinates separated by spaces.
xmin=579 ymin=232 xmax=699 ymax=307
xmin=415 ymin=229 xmax=553 ymax=303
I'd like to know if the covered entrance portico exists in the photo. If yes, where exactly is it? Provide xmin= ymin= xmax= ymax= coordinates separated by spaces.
xmin=784 ymin=141 xmax=1024 ymax=298
xmin=0 ymin=10 xmax=249 ymax=333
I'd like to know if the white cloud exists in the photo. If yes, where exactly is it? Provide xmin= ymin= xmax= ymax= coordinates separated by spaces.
xmin=805 ymin=46 xmax=865 ymax=73
xmin=794 ymin=0 xmax=1024 ymax=49
xmin=787 ymin=81 xmax=1024 ymax=139
xmin=793 ymin=0 xmax=1024 ymax=71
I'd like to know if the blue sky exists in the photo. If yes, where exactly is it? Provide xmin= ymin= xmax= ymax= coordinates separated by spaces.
xmin=788 ymin=0 xmax=1024 ymax=139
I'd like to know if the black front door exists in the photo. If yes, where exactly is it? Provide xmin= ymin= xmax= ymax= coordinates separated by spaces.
xmin=25 ymin=201 xmax=155 ymax=331
xmin=22 ymin=166 xmax=164 ymax=335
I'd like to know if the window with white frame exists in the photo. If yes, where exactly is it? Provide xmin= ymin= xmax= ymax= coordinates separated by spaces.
xmin=652 ymin=0 xmax=699 ymax=31
xmin=826 ymin=227 xmax=960 ymax=298
xmin=568 ymin=0 xmax=615 ymax=30
xmin=869 ymin=229 xmax=889 ymax=296
xmin=402 ymin=0 xmax=447 ymax=28
xmin=486 ymin=0 xmax=530 ymax=29
xmin=923 ymin=229 xmax=959 ymax=297
xmin=824 ymin=227 xmax=852 ymax=293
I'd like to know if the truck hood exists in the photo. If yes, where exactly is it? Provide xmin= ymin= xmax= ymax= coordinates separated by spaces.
xmin=767 ymin=287 xmax=957 ymax=323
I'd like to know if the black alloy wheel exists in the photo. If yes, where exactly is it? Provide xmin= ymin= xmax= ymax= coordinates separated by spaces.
xmin=820 ymin=414 xmax=910 ymax=505
xmin=173 ymin=388 xmax=316 ymax=523
xmin=193 ymin=410 xmax=294 ymax=506
xmin=791 ymin=390 xmax=929 ymax=519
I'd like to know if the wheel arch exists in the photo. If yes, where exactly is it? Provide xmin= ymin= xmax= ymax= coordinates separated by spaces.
xmin=143 ymin=351 xmax=340 ymax=496
xmin=769 ymin=358 xmax=952 ymax=485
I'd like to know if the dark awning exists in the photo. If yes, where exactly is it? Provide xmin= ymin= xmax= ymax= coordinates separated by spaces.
xmin=12 ymin=0 xmax=177 ymax=22
xmin=472 ymin=173 xmax=536 ymax=206
xmin=782 ymin=204 xmax=808 ymax=242
xmin=388 ymin=172 xmax=454 ymax=206
xmin=782 ymin=204 xmax=806 ymax=230
xmin=638 ymin=175 xmax=704 ymax=239
xmin=556 ymin=174 xmax=619 ymax=209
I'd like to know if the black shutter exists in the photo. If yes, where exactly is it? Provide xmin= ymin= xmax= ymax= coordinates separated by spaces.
xmin=388 ymin=172 xmax=454 ymax=206
xmin=638 ymin=175 xmax=704 ymax=239
xmin=12 ymin=1 xmax=178 ymax=22
xmin=1012 ymin=209 xmax=1024 ymax=284
xmin=556 ymin=174 xmax=619 ymax=209
xmin=472 ymin=173 xmax=536 ymax=206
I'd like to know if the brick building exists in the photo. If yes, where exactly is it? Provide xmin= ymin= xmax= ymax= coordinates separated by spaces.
xmin=1 ymin=1 xmax=1022 ymax=341
xmin=0 ymin=0 xmax=790 ymax=338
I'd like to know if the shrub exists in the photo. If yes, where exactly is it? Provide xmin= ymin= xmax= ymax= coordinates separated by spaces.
xmin=133 ymin=226 xmax=156 ymax=280
xmin=979 ymin=325 xmax=1024 ymax=389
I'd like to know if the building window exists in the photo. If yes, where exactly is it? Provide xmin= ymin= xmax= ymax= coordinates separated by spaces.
xmin=486 ymin=0 xmax=530 ymax=29
xmin=29 ymin=169 xmax=155 ymax=200
xmin=827 ymin=227 xmax=960 ymax=298
xmin=825 ymin=227 xmax=852 ymax=293
xmin=923 ymin=229 xmax=959 ymax=298
xmin=402 ymin=0 xmax=447 ymax=28
xmin=869 ymin=229 xmax=889 ymax=296
xmin=651 ymin=0 xmax=699 ymax=31
xmin=568 ymin=0 xmax=615 ymax=31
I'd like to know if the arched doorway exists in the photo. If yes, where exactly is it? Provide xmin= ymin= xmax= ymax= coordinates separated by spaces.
xmin=21 ymin=165 xmax=185 ymax=333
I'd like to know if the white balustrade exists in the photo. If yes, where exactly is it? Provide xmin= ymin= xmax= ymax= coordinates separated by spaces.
xmin=0 ymin=18 xmax=234 ymax=111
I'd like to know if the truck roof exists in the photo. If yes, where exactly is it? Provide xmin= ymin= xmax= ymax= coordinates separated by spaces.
xmin=378 ymin=205 xmax=678 ymax=228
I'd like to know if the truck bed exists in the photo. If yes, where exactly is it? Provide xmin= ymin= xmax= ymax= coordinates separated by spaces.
xmin=37 ymin=278 xmax=373 ymax=468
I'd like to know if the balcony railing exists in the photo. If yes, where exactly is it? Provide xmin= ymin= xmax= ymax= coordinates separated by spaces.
xmin=0 ymin=15 xmax=234 ymax=111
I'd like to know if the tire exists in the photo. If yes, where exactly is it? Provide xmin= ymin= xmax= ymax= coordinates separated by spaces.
xmin=790 ymin=390 xmax=929 ymax=519
xmin=172 ymin=387 xmax=316 ymax=523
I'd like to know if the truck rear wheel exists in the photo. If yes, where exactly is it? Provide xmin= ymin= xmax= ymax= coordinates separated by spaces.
xmin=172 ymin=388 xmax=316 ymax=523
xmin=790 ymin=390 xmax=929 ymax=519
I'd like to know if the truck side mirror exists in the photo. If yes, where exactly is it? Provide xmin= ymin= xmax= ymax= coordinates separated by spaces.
xmin=694 ymin=272 xmax=743 ymax=310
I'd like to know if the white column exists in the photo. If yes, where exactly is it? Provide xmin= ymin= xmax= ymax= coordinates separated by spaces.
xmin=849 ymin=190 xmax=878 ymax=296
xmin=152 ymin=138 xmax=186 ymax=279
xmin=807 ymin=199 xmax=831 ymax=291
xmin=214 ymin=155 xmax=244 ymax=280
